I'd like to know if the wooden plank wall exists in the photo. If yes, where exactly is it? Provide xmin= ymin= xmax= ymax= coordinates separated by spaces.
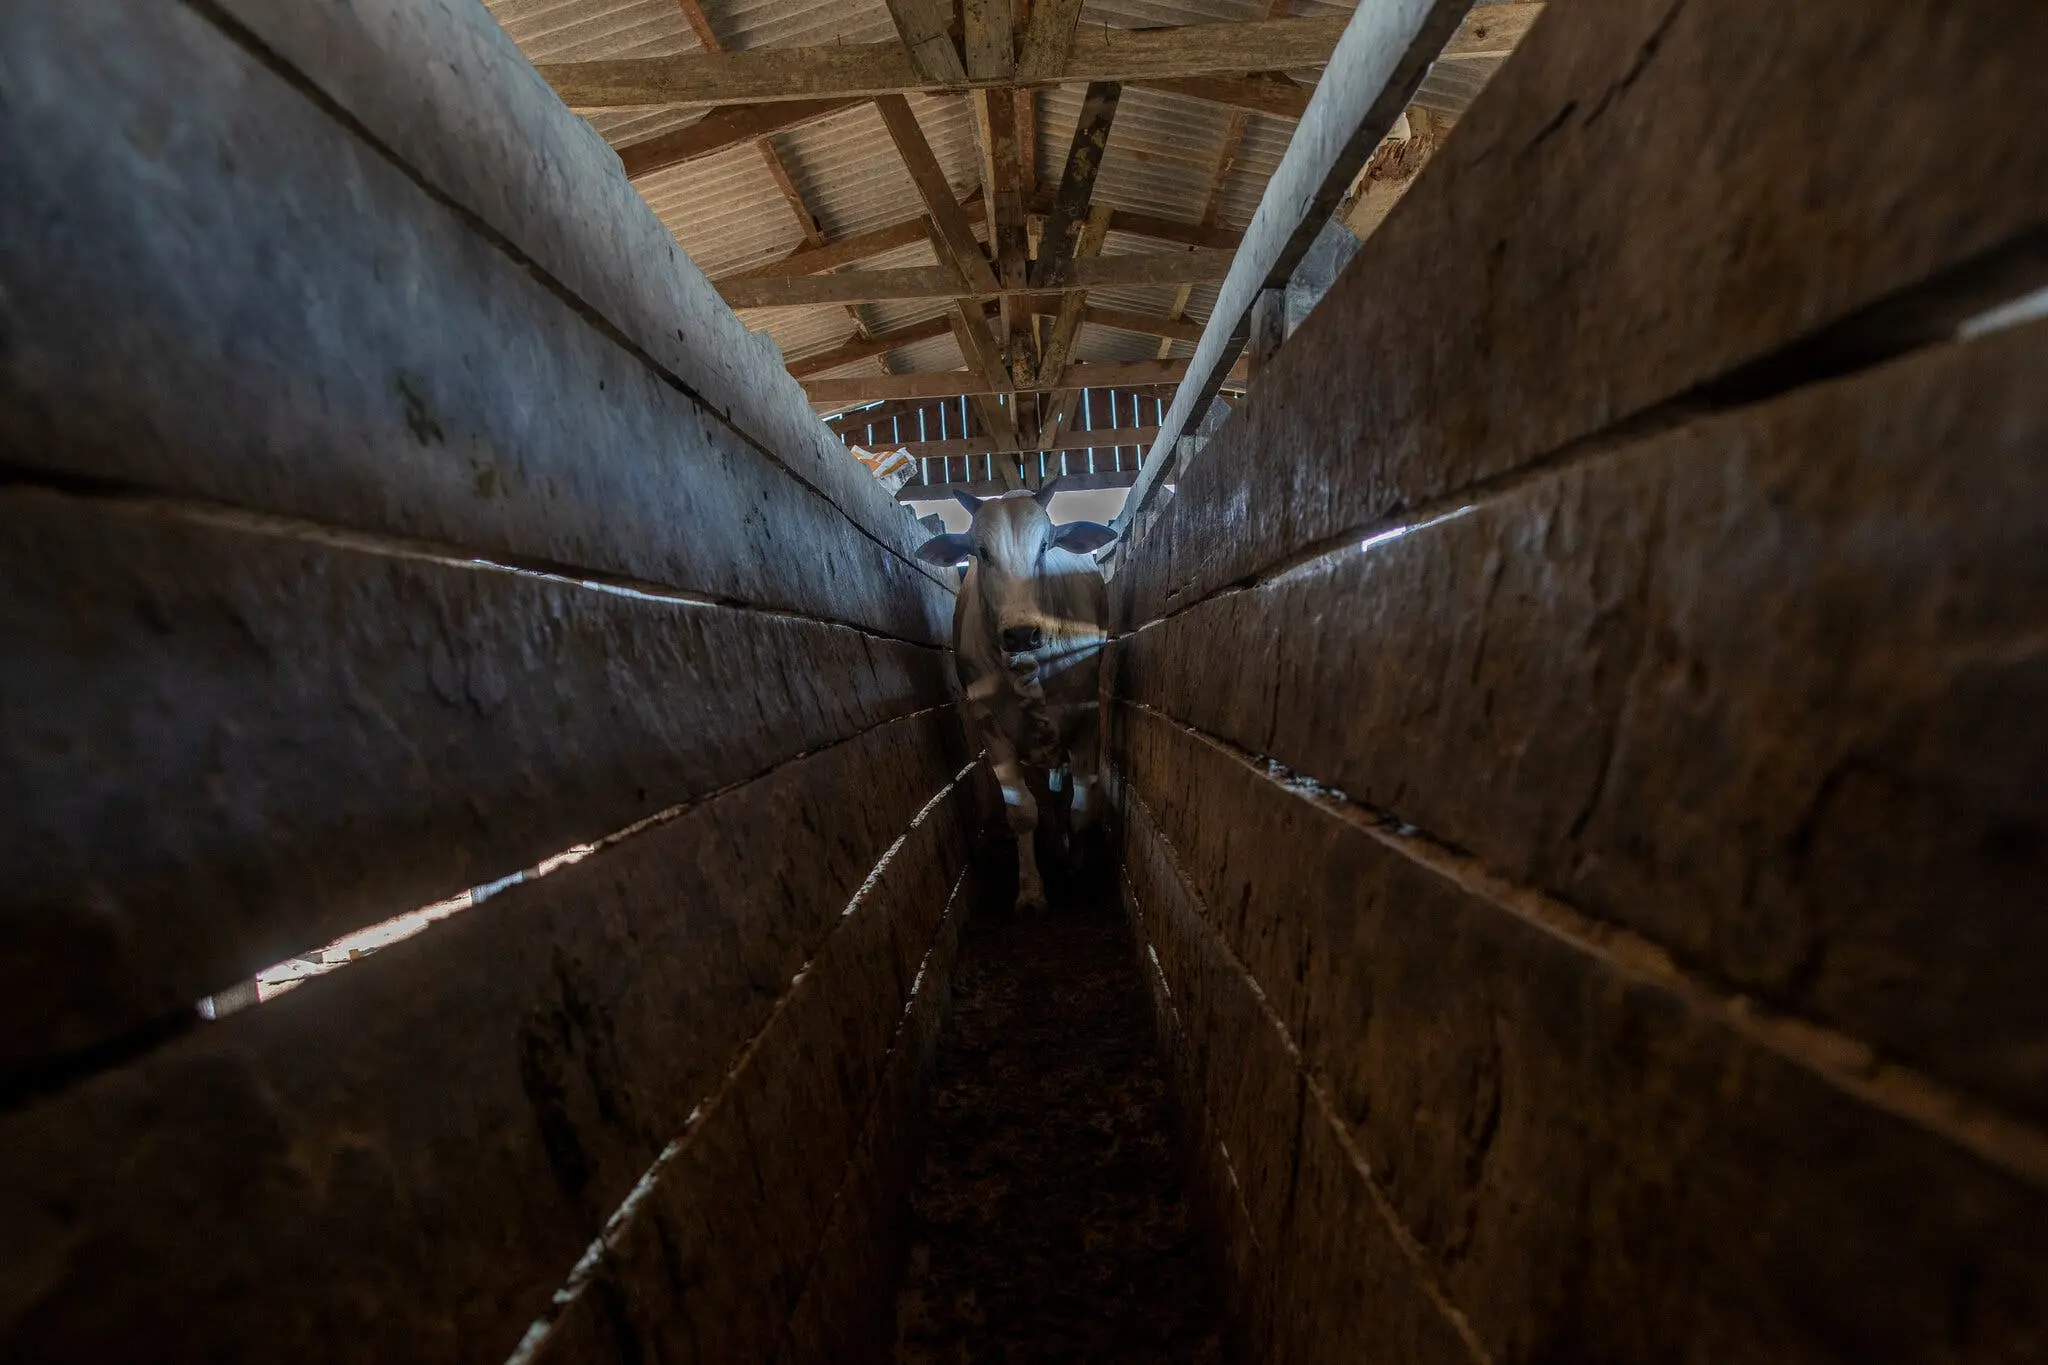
xmin=1106 ymin=2 xmax=2048 ymax=1361
xmin=0 ymin=3 xmax=981 ymax=1363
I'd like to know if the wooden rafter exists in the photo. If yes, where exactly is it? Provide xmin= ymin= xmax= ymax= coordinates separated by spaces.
xmin=1016 ymin=0 xmax=1088 ymax=80
xmin=720 ymin=248 xmax=1233 ymax=308
xmin=1033 ymin=205 xmax=1112 ymax=445
xmin=616 ymin=98 xmax=859 ymax=180
xmin=1034 ymin=82 xmax=1122 ymax=288
xmin=880 ymin=0 xmax=969 ymax=82
xmin=962 ymin=0 xmax=1015 ymax=80
xmin=1084 ymin=306 xmax=1206 ymax=345
xmin=538 ymin=16 xmax=1353 ymax=108
xmin=804 ymin=358 xmax=1243 ymax=404
xmin=878 ymin=95 xmax=1001 ymax=294
xmin=891 ymin=425 xmax=1159 ymax=460
xmin=787 ymin=313 xmax=956 ymax=378
xmin=1133 ymin=74 xmax=1311 ymax=121
xmin=726 ymin=200 xmax=1235 ymax=283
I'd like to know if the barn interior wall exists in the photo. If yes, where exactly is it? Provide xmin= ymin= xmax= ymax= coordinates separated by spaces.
xmin=0 ymin=2 xmax=984 ymax=1362
xmin=1105 ymin=1 xmax=2048 ymax=1361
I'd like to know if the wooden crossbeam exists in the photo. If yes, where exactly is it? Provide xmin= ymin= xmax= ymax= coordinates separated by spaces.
xmin=1441 ymin=1 xmax=1543 ymax=57
xmin=721 ymin=248 xmax=1234 ymax=308
xmin=1133 ymin=75 xmax=1312 ymax=121
xmin=1016 ymin=0 xmax=1087 ymax=81
xmin=787 ymin=314 xmax=955 ymax=377
xmin=878 ymin=95 xmax=1001 ymax=294
xmin=616 ymin=97 xmax=860 ymax=180
xmin=899 ymin=467 xmax=1141 ymax=500
xmin=1084 ymin=305 xmax=1206 ymax=344
xmin=539 ymin=16 xmax=1352 ymax=108
xmin=1035 ymin=83 xmax=1122 ymax=288
xmin=881 ymin=0 xmax=969 ymax=82
xmin=891 ymin=425 xmax=1159 ymax=460
xmin=803 ymin=358 xmax=1234 ymax=403
xmin=729 ymin=201 xmax=1235 ymax=283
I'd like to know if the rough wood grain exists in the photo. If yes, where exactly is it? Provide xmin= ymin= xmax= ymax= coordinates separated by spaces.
xmin=188 ymin=0 xmax=941 ymax=583
xmin=882 ymin=0 xmax=969 ymax=83
xmin=802 ymin=357 xmax=1228 ymax=402
xmin=616 ymin=97 xmax=861 ymax=179
xmin=0 ymin=713 xmax=966 ymax=1365
xmin=528 ymin=790 xmax=978 ymax=1365
xmin=787 ymin=314 xmax=957 ymax=379
xmin=538 ymin=17 xmax=1353 ymax=107
xmin=1118 ymin=706 xmax=2048 ymax=1363
xmin=1122 ymin=796 xmax=1480 ymax=1365
xmin=722 ymin=247 xmax=1236 ymax=307
xmin=0 ymin=0 xmax=952 ymax=641
xmin=0 ymin=485 xmax=951 ymax=1092
xmin=1117 ymin=326 xmax=2048 ymax=1123
xmin=878 ymin=94 xmax=1002 ymax=294
xmin=1117 ymin=0 xmax=2048 ymax=617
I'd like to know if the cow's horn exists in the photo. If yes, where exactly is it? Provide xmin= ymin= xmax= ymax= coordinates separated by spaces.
xmin=1031 ymin=477 xmax=1060 ymax=508
xmin=953 ymin=490 xmax=986 ymax=514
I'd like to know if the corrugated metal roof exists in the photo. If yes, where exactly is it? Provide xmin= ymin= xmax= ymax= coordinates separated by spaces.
xmin=477 ymin=0 xmax=1530 ymax=446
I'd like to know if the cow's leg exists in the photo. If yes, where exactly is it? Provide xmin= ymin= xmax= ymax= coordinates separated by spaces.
xmin=1065 ymin=707 xmax=1103 ymax=838
xmin=988 ymin=738 xmax=1047 ymax=912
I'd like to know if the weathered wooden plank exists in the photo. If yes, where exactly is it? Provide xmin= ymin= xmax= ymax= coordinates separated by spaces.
xmin=1084 ymin=305 xmax=1207 ymax=343
xmin=962 ymin=0 xmax=1014 ymax=81
xmin=1118 ymin=325 xmax=2048 ymax=1122
xmin=1440 ymin=0 xmax=1543 ymax=57
xmin=899 ymin=467 xmax=1140 ymax=500
xmin=526 ymin=787 xmax=979 ymax=1364
xmin=882 ymin=0 xmax=969 ymax=83
xmin=1118 ymin=0 xmax=2048 ymax=614
xmin=0 ymin=0 xmax=952 ymax=642
xmin=723 ymin=199 xmax=1233 ymax=282
xmin=1119 ymin=705 xmax=2048 ymax=1363
xmin=191 ymin=0 xmax=941 ymax=584
xmin=0 ymin=486 xmax=951 ymax=1088
xmin=787 ymin=314 xmax=957 ymax=378
xmin=540 ymin=17 xmax=1353 ymax=107
xmin=615 ymin=97 xmax=861 ymax=179
xmin=1119 ymin=0 xmax=1476 ymax=529
xmin=1133 ymin=74 xmax=1312 ymax=121
xmin=879 ymin=94 xmax=1002 ymax=294
xmin=722 ymin=247 xmax=1237 ymax=307
xmin=0 ymin=711 xmax=966 ymax=1365
xmin=1122 ymin=797 xmax=1479 ymax=1365
xmin=777 ymin=867 xmax=973 ymax=1365
xmin=803 ymin=358 xmax=1218 ymax=402
xmin=893 ymin=425 xmax=1158 ymax=460
xmin=1036 ymin=83 xmax=1124 ymax=288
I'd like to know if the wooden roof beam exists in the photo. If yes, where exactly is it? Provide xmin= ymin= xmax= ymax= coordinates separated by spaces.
xmin=786 ymin=313 xmax=957 ymax=378
xmin=539 ymin=16 xmax=1353 ymax=108
xmin=1035 ymin=82 xmax=1123 ymax=288
xmin=1084 ymin=306 xmax=1206 ymax=345
xmin=892 ymin=424 xmax=1160 ymax=460
xmin=805 ymin=359 xmax=1246 ymax=404
xmin=615 ymin=97 xmax=861 ymax=180
xmin=881 ymin=0 xmax=969 ymax=83
xmin=721 ymin=247 xmax=1233 ymax=308
xmin=878 ymin=94 xmax=1001 ymax=294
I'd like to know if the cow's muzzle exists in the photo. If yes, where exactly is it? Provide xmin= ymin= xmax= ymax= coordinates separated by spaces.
xmin=1000 ymin=624 xmax=1044 ymax=653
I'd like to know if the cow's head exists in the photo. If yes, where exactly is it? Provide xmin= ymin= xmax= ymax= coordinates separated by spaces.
xmin=915 ymin=485 xmax=1116 ymax=655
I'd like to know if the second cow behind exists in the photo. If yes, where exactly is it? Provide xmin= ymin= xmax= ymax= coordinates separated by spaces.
xmin=916 ymin=486 xmax=1117 ymax=910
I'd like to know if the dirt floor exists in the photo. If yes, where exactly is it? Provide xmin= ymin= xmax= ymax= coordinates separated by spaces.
xmin=893 ymin=848 xmax=1224 ymax=1364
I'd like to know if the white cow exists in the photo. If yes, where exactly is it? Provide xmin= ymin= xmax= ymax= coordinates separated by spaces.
xmin=916 ymin=486 xmax=1117 ymax=910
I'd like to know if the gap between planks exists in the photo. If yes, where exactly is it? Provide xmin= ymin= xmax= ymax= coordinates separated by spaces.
xmin=1116 ymin=704 xmax=2048 ymax=1195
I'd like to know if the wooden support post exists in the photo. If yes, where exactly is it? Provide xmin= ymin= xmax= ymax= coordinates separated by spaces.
xmin=878 ymin=94 xmax=1001 ymax=294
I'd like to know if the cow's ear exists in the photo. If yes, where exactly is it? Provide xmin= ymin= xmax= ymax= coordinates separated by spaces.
xmin=1052 ymin=521 xmax=1117 ymax=554
xmin=915 ymin=533 xmax=975 ymax=566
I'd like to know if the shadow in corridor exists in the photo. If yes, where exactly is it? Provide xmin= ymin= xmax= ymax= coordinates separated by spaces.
xmin=893 ymin=848 xmax=1224 ymax=1363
